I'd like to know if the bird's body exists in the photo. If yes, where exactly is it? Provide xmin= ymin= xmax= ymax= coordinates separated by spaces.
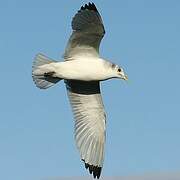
xmin=34 ymin=57 xmax=117 ymax=81
xmin=32 ymin=2 xmax=128 ymax=179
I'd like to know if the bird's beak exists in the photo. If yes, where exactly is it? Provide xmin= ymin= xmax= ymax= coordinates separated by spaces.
xmin=123 ymin=74 xmax=128 ymax=81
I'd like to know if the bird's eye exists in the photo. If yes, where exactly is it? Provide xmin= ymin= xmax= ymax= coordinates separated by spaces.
xmin=117 ymin=68 xmax=121 ymax=72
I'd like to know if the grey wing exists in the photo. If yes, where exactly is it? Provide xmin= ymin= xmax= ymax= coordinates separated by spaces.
xmin=64 ymin=3 xmax=105 ymax=59
xmin=65 ymin=80 xmax=106 ymax=179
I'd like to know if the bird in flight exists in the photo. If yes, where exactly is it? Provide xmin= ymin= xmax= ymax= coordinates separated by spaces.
xmin=32 ymin=2 xmax=128 ymax=179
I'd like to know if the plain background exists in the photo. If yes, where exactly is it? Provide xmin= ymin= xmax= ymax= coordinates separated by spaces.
xmin=0 ymin=0 xmax=180 ymax=180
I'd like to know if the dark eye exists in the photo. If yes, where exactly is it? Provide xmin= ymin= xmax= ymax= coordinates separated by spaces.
xmin=118 ymin=68 xmax=121 ymax=72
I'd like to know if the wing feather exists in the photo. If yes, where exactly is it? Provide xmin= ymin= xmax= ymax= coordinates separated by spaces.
xmin=64 ymin=3 xmax=105 ymax=59
xmin=65 ymin=80 xmax=106 ymax=179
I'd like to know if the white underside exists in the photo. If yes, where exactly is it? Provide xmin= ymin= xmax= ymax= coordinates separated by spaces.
xmin=37 ymin=57 xmax=113 ymax=81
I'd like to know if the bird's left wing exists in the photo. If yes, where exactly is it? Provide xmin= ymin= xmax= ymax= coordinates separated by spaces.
xmin=64 ymin=3 xmax=105 ymax=59
xmin=65 ymin=80 xmax=106 ymax=179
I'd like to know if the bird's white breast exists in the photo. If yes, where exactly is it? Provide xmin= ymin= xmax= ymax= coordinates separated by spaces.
xmin=53 ymin=57 xmax=111 ymax=81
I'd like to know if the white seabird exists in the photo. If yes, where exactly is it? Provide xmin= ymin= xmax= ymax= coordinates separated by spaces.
xmin=32 ymin=2 xmax=128 ymax=179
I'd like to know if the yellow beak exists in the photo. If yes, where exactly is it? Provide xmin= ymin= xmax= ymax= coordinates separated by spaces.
xmin=123 ymin=74 xmax=128 ymax=81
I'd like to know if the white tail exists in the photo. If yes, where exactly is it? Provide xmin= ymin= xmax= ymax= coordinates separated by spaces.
xmin=32 ymin=53 xmax=61 ymax=89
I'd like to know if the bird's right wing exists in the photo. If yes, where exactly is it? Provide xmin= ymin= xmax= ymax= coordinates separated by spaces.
xmin=65 ymin=80 xmax=106 ymax=179
xmin=64 ymin=3 xmax=105 ymax=59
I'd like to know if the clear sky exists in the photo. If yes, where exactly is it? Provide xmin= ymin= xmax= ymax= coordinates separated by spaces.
xmin=46 ymin=172 xmax=180 ymax=180
xmin=0 ymin=0 xmax=180 ymax=180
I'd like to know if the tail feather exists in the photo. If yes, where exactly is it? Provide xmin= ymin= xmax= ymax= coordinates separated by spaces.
xmin=32 ymin=53 xmax=61 ymax=89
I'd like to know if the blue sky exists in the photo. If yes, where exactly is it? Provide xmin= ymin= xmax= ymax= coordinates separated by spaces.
xmin=0 ymin=0 xmax=180 ymax=180
xmin=46 ymin=172 xmax=180 ymax=180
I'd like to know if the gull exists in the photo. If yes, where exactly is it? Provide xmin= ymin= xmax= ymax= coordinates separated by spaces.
xmin=32 ymin=2 xmax=128 ymax=179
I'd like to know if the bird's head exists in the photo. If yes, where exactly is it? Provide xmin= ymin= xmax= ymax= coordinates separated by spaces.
xmin=112 ymin=64 xmax=128 ymax=80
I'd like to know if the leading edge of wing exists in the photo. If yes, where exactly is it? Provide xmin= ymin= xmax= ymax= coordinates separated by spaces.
xmin=65 ymin=80 xmax=100 ymax=94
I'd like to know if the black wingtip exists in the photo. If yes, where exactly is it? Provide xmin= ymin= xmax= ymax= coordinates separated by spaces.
xmin=82 ymin=159 xmax=102 ymax=179
xmin=80 ymin=2 xmax=98 ymax=12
